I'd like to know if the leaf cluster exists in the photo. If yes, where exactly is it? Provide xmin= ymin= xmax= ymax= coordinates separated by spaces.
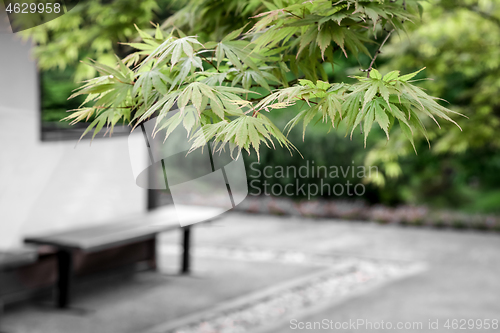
xmin=63 ymin=0 xmax=463 ymax=159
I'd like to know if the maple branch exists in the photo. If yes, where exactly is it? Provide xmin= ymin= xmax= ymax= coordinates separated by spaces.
xmin=199 ymin=52 xmax=219 ymax=72
xmin=366 ymin=29 xmax=395 ymax=78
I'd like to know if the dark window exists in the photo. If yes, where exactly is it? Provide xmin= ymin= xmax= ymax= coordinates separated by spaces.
xmin=40 ymin=67 xmax=130 ymax=142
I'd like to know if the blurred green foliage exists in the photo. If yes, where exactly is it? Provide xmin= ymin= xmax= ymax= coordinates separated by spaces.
xmin=366 ymin=0 xmax=500 ymax=213
xmin=23 ymin=0 xmax=174 ymax=81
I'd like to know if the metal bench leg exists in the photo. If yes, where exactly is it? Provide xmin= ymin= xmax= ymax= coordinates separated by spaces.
xmin=0 ymin=300 xmax=7 ymax=333
xmin=57 ymin=250 xmax=73 ymax=309
xmin=148 ymin=237 xmax=158 ymax=271
xmin=181 ymin=226 xmax=191 ymax=274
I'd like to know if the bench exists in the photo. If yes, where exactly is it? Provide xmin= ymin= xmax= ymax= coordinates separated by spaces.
xmin=0 ymin=248 xmax=38 ymax=332
xmin=24 ymin=205 xmax=224 ymax=309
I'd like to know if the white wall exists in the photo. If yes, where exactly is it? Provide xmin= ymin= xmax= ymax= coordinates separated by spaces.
xmin=0 ymin=33 xmax=146 ymax=249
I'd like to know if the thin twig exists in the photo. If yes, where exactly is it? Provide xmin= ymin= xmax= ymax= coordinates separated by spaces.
xmin=299 ymin=98 xmax=318 ymax=105
xmin=199 ymin=52 xmax=219 ymax=73
xmin=366 ymin=29 xmax=394 ymax=78
xmin=284 ymin=10 xmax=302 ymax=19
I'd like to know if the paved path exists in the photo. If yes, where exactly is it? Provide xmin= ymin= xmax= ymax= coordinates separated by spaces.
xmin=169 ymin=213 xmax=500 ymax=333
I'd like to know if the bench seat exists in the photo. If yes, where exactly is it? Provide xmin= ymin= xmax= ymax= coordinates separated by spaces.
xmin=23 ymin=205 xmax=224 ymax=308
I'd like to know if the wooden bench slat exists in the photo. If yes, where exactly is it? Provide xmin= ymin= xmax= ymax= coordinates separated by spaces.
xmin=0 ymin=249 xmax=37 ymax=269
xmin=24 ymin=212 xmax=178 ymax=252
xmin=24 ymin=205 xmax=224 ymax=252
